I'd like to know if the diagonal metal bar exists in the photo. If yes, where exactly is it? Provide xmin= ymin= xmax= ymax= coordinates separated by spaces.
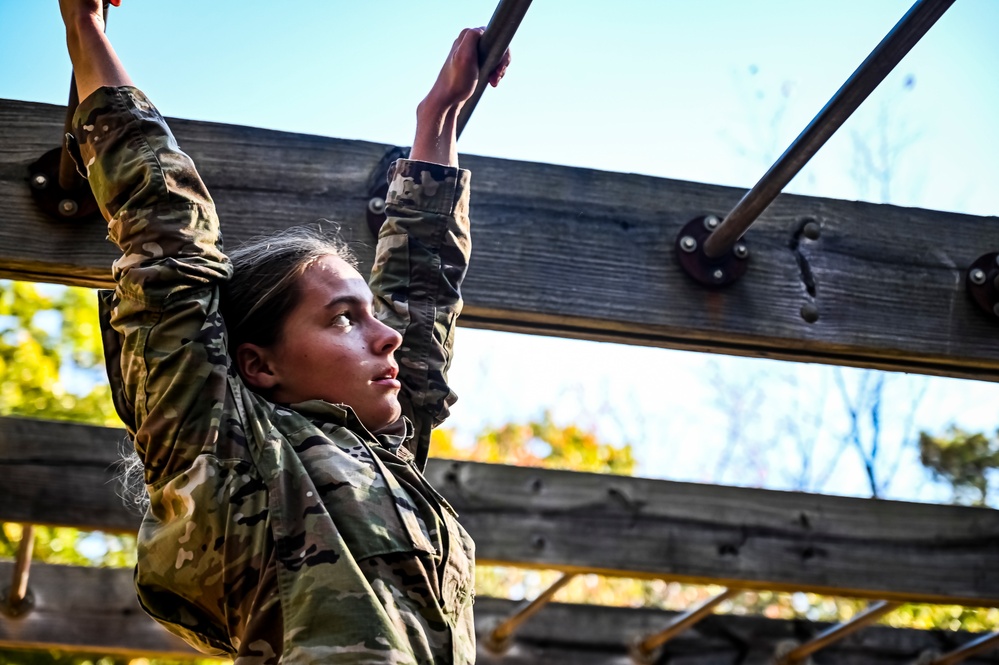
xmin=778 ymin=600 xmax=902 ymax=663
xmin=483 ymin=572 xmax=577 ymax=654
xmin=929 ymin=632 xmax=999 ymax=665
xmin=703 ymin=0 xmax=956 ymax=258
xmin=632 ymin=587 xmax=740 ymax=660
xmin=1 ymin=524 xmax=36 ymax=618
xmin=455 ymin=0 xmax=533 ymax=139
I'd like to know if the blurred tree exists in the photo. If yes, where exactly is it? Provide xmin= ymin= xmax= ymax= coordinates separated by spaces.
xmin=919 ymin=427 xmax=999 ymax=507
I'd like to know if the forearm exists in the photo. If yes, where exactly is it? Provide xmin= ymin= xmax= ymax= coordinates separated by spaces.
xmin=62 ymin=10 xmax=132 ymax=101
xmin=410 ymin=101 xmax=460 ymax=167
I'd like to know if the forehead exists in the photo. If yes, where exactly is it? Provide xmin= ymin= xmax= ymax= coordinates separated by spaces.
xmin=297 ymin=255 xmax=369 ymax=301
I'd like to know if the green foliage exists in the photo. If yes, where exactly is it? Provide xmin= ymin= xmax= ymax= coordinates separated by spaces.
xmin=920 ymin=427 xmax=999 ymax=506
xmin=0 ymin=280 xmax=117 ymax=425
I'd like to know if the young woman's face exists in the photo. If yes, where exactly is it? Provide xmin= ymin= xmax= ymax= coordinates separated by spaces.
xmin=265 ymin=255 xmax=404 ymax=431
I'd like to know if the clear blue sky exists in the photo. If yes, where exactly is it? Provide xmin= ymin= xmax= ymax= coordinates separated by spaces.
xmin=2 ymin=1 xmax=997 ymax=498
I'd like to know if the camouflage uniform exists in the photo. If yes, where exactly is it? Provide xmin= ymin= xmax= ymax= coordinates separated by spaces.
xmin=72 ymin=87 xmax=475 ymax=664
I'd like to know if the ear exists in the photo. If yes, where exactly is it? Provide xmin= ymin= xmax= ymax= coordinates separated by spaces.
xmin=235 ymin=343 xmax=280 ymax=391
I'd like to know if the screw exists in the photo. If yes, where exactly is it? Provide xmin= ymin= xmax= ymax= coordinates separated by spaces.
xmin=969 ymin=268 xmax=987 ymax=285
xmin=800 ymin=303 xmax=819 ymax=323
xmin=367 ymin=196 xmax=386 ymax=215
xmin=703 ymin=215 xmax=720 ymax=231
xmin=30 ymin=174 xmax=48 ymax=190
xmin=679 ymin=235 xmax=697 ymax=253
xmin=712 ymin=269 xmax=725 ymax=282
xmin=58 ymin=199 xmax=79 ymax=216
xmin=803 ymin=220 xmax=821 ymax=240
xmin=733 ymin=243 xmax=749 ymax=259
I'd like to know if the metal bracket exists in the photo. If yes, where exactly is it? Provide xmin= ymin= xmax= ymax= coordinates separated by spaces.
xmin=966 ymin=252 xmax=999 ymax=319
xmin=365 ymin=146 xmax=410 ymax=238
xmin=0 ymin=586 xmax=35 ymax=619
xmin=675 ymin=215 xmax=749 ymax=287
xmin=28 ymin=146 xmax=100 ymax=221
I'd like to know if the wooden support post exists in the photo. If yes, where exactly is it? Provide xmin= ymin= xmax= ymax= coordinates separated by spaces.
xmin=631 ymin=588 xmax=739 ymax=662
xmin=483 ymin=572 xmax=577 ymax=654
xmin=927 ymin=632 xmax=999 ymax=665
xmin=777 ymin=600 xmax=902 ymax=663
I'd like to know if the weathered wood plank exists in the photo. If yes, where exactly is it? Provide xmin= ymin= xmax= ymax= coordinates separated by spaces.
xmin=2 ymin=563 xmax=996 ymax=664
xmin=0 ymin=562 xmax=198 ymax=658
xmin=2 ymin=98 xmax=998 ymax=380
xmin=3 ymin=417 xmax=998 ymax=605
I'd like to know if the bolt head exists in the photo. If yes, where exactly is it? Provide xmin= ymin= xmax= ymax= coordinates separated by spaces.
xmin=58 ymin=199 xmax=79 ymax=216
xmin=712 ymin=269 xmax=724 ymax=281
xmin=703 ymin=215 xmax=720 ymax=231
xmin=680 ymin=235 xmax=697 ymax=253
xmin=993 ymin=302 xmax=999 ymax=317
xmin=803 ymin=220 xmax=821 ymax=240
xmin=30 ymin=174 xmax=48 ymax=190
xmin=367 ymin=196 xmax=386 ymax=215
xmin=734 ymin=243 xmax=749 ymax=259
xmin=969 ymin=268 xmax=987 ymax=285
xmin=800 ymin=303 xmax=819 ymax=323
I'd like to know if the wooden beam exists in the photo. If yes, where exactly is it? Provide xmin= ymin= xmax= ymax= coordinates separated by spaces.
xmin=2 ymin=562 xmax=995 ymax=664
xmin=2 ymin=98 xmax=998 ymax=380
xmin=0 ymin=562 xmax=199 ymax=658
xmin=3 ymin=417 xmax=998 ymax=605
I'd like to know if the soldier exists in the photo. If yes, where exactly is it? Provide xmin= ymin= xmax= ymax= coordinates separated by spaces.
xmin=58 ymin=0 xmax=510 ymax=662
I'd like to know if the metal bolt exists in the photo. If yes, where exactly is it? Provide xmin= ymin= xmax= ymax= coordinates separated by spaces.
xmin=733 ymin=243 xmax=749 ymax=259
xmin=800 ymin=303 xmax=819 ymax=323
xmin=712 ymin=269 xmax=724 ymax=282
xmin=30 ymin=174 xmax=48 ymax=190
xmin=993 ymin=303 xmax=999 ymax=318
xmin=367 ymin=196 xmax=386 ymax=215
xmin=703 ymin=215 xmax=720 ymax=231
xmin=58 ymin=199 xmax=78 ymax=216
xmin=679 ymin=235 xmax=698 ymax=253
xmin=969 ymin=268 xmax=987 ymax=285
xmin=803 ymin=220 xmax=821 ymax=240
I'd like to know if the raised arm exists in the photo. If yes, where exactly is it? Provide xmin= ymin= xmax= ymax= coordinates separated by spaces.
xmin=60 ymin=0 xmax=232 ymax=482
xmin=59 ymin=0 xmax=131 ymax=98
xmin=370 ymin=28 xmax=509 ymax=467
xmin=410 ymin=27 xmax=509 ymax=167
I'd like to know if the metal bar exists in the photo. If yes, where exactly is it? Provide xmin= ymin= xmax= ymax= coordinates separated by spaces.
xmin=2 ymin=524 xmax=36 ymax=617
xmin=455 ymin=0 xmax=532 ymax=139
xmin=703 ymin=0 xmax=955 ymax=258
xmin=635 ymin=588 xmax=739 ymax=655
xmin=483 ymin=572 xmax=577 ymax=653
xmin=930 ymin=632 xmax=999 ymax=665
xmin=778 ymin=600 xmax=901 ymax=663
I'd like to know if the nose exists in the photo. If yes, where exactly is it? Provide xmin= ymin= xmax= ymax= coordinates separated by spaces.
xmin=371 ymin=318 xmax=403 ymax=356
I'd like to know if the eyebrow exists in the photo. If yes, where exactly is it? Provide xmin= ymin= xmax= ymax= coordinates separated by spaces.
xmin=323 ymin=294 xmax=370 ymax=310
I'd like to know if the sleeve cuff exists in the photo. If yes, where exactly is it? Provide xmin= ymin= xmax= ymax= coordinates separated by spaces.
xmin=386 ymin=159 xmax=470 ymax=216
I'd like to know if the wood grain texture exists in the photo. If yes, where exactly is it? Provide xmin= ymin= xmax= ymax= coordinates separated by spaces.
xmin=2 ymin=98 xmax=999 ymax=379
xmin=2 ymin=563 xmax=996 ymax=664
xmin=3 ymin=417 xmax=998 ymax=605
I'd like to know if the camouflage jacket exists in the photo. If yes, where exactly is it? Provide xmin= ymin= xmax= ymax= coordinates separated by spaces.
xmin=73 ymin=87 xmax=475 ymax=664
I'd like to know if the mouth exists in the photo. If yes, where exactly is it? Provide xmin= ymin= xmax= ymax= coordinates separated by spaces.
xmin=372 ymin=366 xmax=401 ymax=388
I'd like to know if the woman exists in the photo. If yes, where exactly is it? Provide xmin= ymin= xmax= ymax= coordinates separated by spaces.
xmin=59 ymin=1 xmax=509 ymax=662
